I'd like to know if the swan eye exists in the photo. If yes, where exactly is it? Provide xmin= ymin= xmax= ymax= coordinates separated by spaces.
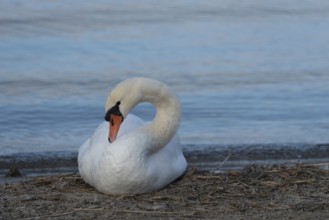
xmin=104 ymin=101 xmax=123 ymax=122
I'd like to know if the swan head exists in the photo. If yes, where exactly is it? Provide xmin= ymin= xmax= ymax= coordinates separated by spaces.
xmin=104 ymin=77 xmax=179 ymax=144
xmin=104 ymin=78 xmax=144 ymax=143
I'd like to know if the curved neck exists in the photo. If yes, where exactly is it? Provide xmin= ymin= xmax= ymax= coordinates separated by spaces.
xmin=139 ymin=82 xmax=181 ymax=154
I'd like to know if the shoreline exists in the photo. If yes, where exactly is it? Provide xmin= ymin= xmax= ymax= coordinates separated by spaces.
xmin=1 ymin=144 xmax=328 ymax=218
xmin=0 ymin=143 xmax=328 ymax=179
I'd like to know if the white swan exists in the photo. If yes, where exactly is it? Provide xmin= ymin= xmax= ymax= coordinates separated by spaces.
xmin=78 ymin=77 xmax=187 ymax=195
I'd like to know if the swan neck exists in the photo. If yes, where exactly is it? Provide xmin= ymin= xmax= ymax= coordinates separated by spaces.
xmin=145 ymin=89 xmax=180 ymax=153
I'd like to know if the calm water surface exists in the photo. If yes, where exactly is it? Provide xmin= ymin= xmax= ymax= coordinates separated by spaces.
xmin=1 ymin=0 xmax=329 ymax=156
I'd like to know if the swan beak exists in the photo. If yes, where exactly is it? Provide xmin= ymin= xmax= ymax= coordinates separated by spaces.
xmin=108 ymin=114 xmax=123 ymax=143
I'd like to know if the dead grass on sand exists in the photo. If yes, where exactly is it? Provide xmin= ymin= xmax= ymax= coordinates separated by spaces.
xmin=1 ymin=164 xmax=329 ymax=219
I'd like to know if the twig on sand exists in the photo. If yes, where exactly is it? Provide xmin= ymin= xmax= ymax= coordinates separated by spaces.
xmin=111 ymin=209 xmax=193 ymax=215
xmin=210 ymin=153 xmax=232 ymax=172
xmin=300 ymin=162 xmax=329 ymax=168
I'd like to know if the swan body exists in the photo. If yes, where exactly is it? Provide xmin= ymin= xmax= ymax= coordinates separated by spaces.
xmin=78 ymin=78 xmax=187 ymax=195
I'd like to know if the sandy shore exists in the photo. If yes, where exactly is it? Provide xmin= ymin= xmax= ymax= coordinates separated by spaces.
xmin=1 ymin=164 xmax=328 ymax=219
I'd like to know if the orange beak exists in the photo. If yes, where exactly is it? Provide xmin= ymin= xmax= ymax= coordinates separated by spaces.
xmin=108 ymin=114 xmax=123 ymax=143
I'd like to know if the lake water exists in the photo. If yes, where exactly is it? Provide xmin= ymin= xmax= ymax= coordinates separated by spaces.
xmin=1 ymin=0 xmax=329 ymax=163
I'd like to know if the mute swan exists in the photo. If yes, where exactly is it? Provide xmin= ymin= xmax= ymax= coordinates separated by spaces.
xmin=78 ymin=77 xmax=187 ymax=195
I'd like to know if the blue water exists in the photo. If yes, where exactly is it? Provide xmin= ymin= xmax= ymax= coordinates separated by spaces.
xmin=1 ymin=0 xmax=329 ymax=156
